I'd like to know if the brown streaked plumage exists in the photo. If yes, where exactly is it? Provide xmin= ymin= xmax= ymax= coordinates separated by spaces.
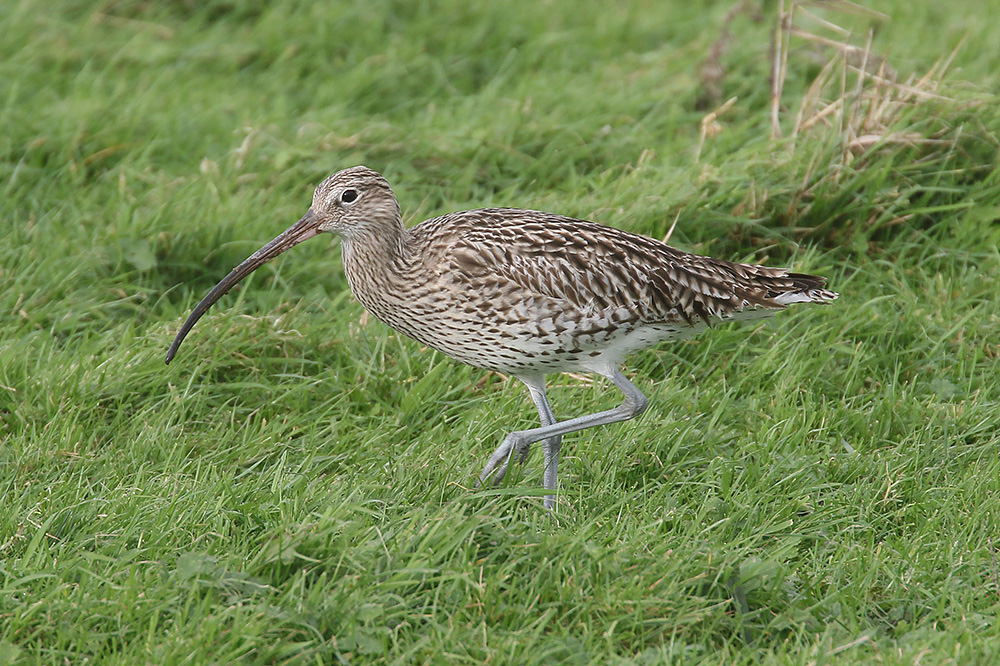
xmin=166 ymin=166 xmax=838 ymax=509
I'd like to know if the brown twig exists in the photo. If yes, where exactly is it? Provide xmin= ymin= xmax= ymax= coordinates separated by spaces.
xmin=696 ymin=96 xmax=739 ymax=163
xmin=770 ymin=0 xmax=789 ymax=140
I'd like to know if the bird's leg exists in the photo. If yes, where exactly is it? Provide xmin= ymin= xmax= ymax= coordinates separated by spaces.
xmin=488 ymin=379 xmax=561 ymax=488
xmin=482 ymin=375 xmax=553 ymax=484
xmin=519 ymin=385 xmax=557 ymax=464
xmin=478 ymin=368 xmax=649 ymax=509
xmin=529 ymin=384 xmax=562 ymax=509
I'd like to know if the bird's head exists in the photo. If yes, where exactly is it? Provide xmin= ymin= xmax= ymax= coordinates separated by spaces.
xmin=309 ymin=165 xmax=401 ymax=240
xmin=164 ymin=165 xmax=397 ymax=364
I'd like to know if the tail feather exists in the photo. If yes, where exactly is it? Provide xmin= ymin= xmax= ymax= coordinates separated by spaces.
xmin=769 ymin=272 xmax=839 ymax=306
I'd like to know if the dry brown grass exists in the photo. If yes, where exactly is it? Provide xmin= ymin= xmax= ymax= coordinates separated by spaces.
xmin=772 ymin=1 xmax=966 ymax=159
xmin=697 ymin=1 xmax=975 ymax=161
xmin=695 ymin=1 xmax=991 ymax=247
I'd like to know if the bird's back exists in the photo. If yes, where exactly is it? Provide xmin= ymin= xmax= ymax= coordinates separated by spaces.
xmin=348 ymin=208 xmax=837 ymax=375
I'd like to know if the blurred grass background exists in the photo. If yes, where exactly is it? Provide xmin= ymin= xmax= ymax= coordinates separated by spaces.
xmin=2 ymin=1 xmax=999 ymax=664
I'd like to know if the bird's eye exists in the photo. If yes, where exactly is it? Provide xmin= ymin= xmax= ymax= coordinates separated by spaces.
xmin=340 ymin=188 xmax=359 ymax=205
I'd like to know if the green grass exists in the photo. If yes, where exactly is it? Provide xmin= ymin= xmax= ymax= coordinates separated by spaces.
xmin=3 ymin=1 xmax=1000 ymax=663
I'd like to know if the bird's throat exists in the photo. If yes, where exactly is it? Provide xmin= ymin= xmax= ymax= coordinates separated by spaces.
xmin=340 ymin=224 xmax=410 ymax=307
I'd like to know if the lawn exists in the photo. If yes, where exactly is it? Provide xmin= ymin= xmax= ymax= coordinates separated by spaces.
xmin=2 ymin=1 xmax=999 ymax=664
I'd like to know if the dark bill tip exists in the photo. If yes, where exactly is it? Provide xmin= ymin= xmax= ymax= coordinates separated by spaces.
xmin=165 ymin=210 xmax=322 ymax=364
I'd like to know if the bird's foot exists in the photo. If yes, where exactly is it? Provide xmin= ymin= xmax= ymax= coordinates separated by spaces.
xmin=476 ymin=432 xmax=526 ymax=488
xmin=515 ymin=439 xmax=531 ymax=465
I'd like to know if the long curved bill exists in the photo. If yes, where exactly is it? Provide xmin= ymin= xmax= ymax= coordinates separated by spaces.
xmin=165 ymin=209 xmax=322 ymax=364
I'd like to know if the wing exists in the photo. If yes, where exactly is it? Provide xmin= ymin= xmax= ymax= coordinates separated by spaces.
xmin=440 ymin=209 xmax=830 ymax=326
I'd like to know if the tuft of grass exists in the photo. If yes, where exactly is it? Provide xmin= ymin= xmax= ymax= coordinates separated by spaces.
xmin=3 ymin=1 xmax=1000 ymax=664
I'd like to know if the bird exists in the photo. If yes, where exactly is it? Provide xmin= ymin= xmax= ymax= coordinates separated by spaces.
xmin=166 ymin=166 xmax=837 ymax=509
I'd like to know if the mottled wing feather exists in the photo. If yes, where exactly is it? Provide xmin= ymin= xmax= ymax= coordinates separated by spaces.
xmin=442 ymin=209 xmax=831 ymax=326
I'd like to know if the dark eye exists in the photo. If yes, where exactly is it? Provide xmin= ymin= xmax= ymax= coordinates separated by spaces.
xmin=340 ymin=188 xmax=359 ymax=204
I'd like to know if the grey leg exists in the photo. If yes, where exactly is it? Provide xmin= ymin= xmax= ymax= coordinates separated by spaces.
xmin=479 ymin=367 xmax=649 ymax=509
xmin=521 ymin=384 xmax=557 ymax=465
xmin=529 ymin=384 xmax=562 ymax=508
xmin=489 ymin=379 xmax=562 ymax=506
xmin=487 ymin=376 xmax=559 ymax=484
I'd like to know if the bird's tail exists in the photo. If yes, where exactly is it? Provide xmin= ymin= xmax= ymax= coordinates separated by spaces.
xmin=768 ymin=272 xmax=839 ymax=306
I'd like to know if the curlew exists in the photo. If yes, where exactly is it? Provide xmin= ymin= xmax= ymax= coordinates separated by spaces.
xmin=166 ymin=166 xmax=837 ymax=509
